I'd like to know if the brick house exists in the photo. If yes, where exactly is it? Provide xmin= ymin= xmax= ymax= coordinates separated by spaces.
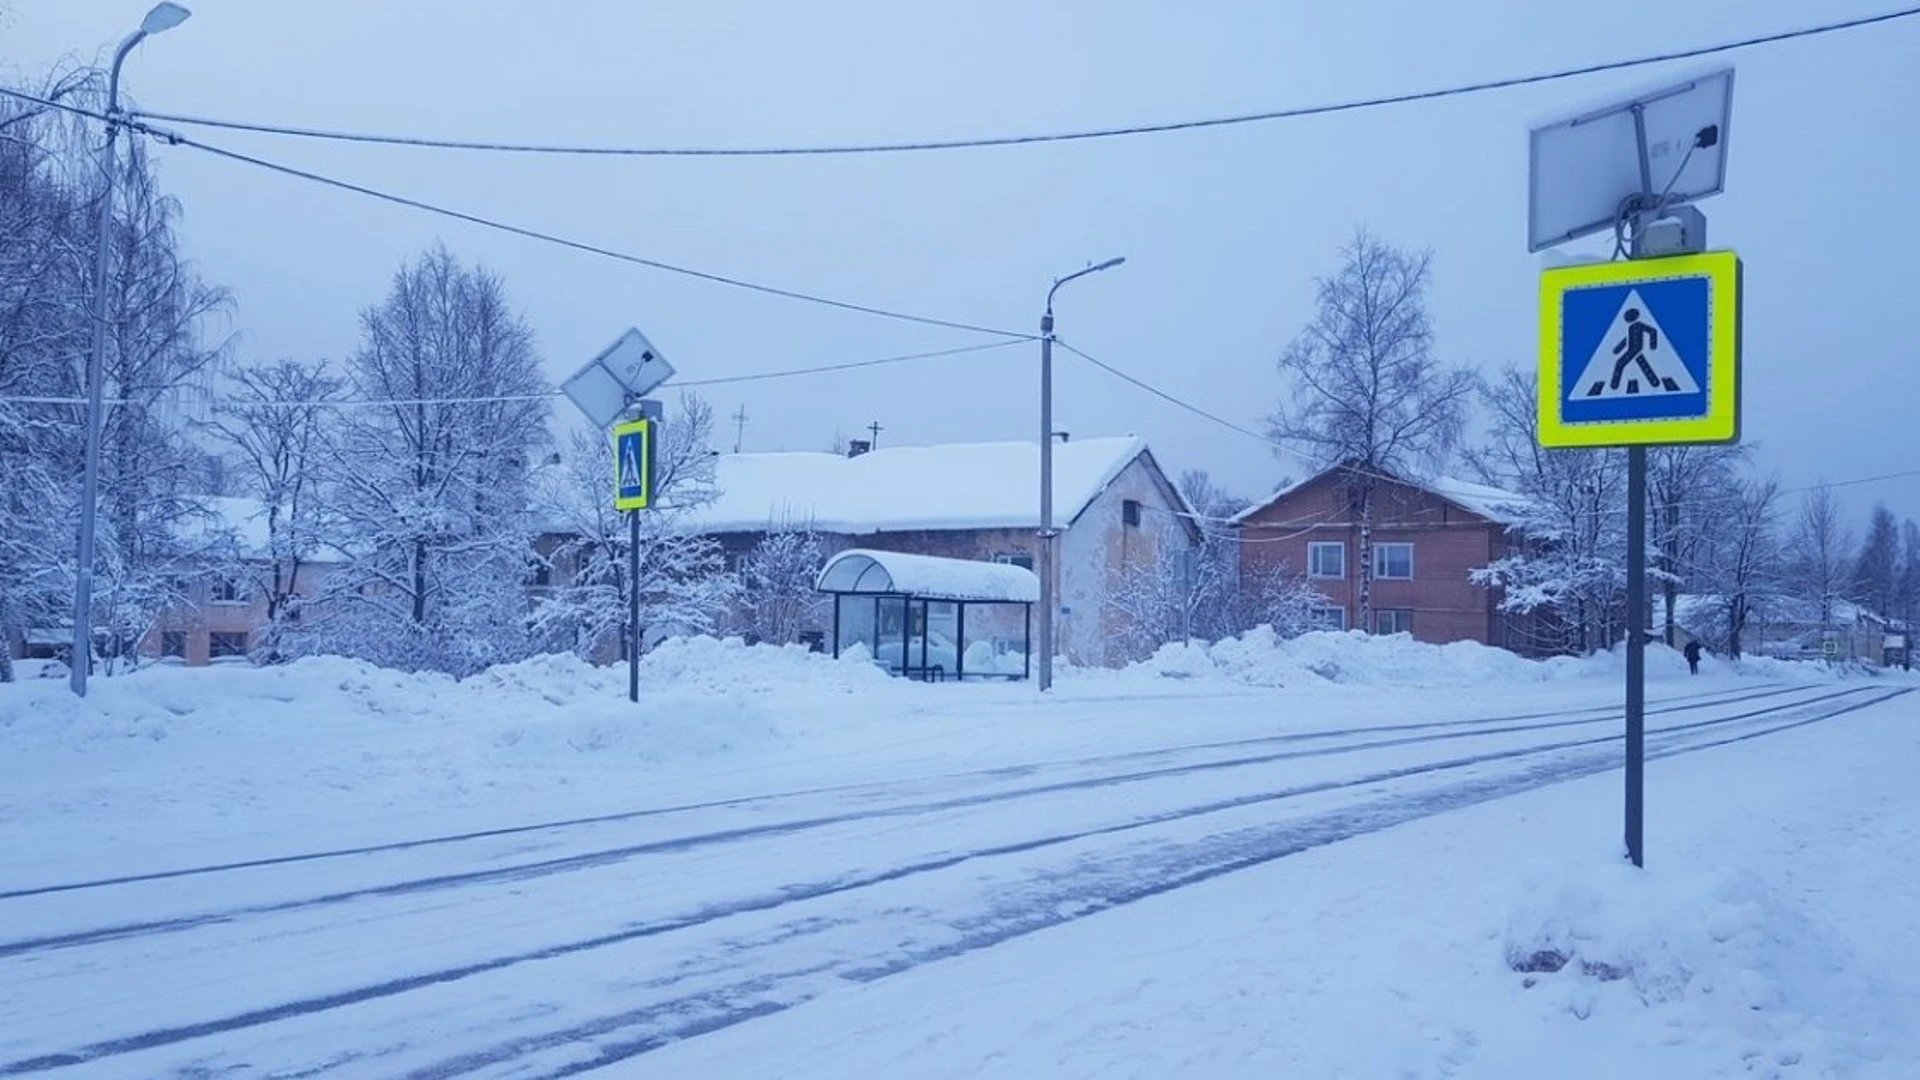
xmin=141 ymin=496 xmax=341 ymax=665
xmin=688 ymin=437 xmax=1200 ymax=667
xmin=4 ymin=496 xmax=341 ymax=669
xmin=1232 ymin=464 xmax=1535 ymax=649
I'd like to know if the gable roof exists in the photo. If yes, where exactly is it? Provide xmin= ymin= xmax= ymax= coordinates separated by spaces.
xmin=685 ymin=436 xmax=1160 ymax=535
xmin=1230 ymin=462 xmax=1532 ymax=527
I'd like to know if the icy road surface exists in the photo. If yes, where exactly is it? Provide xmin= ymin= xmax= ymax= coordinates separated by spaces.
xmin=0 ymin=680 xmax=1909 ymax=1078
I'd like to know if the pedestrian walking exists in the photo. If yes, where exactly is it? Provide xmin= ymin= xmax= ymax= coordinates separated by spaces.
xmin=1684 ymin=639 xmax=1703 ymax=675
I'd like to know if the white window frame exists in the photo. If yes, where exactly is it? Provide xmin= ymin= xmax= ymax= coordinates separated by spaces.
xmin=1308 ymin=541 xmax=1347 ymax=580
xmin=1375 ymin=608 xmax=1414 ymax=636
xmin=1372 ymin=542 xmax=1414 ymax=581
xmin=1309 ymin=606 xmax=1348 ymax=632
xmin=993 ymin=551 xmax=1035 ymax=572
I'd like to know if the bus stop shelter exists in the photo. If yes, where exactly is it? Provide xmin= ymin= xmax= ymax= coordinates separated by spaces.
xmin=815 ymin=549 xmax=1037 ymax=681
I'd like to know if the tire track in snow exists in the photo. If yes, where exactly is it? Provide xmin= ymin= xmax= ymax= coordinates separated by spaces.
xmin=400 ymin=686 xmax=1915 ymax=1080
xmin=3 ymin=686 xmax=1900 ymax=1078
xmin=0 ymin=684 xmax=1826 ymax=962
xmin=0 ymin=682 xmax=1790 ymax=903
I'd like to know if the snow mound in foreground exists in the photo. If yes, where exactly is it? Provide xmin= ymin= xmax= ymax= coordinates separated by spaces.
xmin=1503 ymin=861 xmax=1891 ymax=1073
xmin=1124 ymin=628 xmax=1714 ymax=689
xmin=0 ymin=639 xmax=898 ymax=770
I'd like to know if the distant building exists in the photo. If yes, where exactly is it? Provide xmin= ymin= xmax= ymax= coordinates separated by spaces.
xmin=4 ymin=496 xmax=340 ymax=669
xmin=1232 ymin=463 xmax=1537 ymax=650
xmin=688 ymin=437 xmax=1200 ymax=667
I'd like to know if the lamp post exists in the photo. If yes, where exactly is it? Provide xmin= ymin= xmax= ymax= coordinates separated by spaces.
xmin=70 ymin=2 xmax=192 ymax=697
xmin=1037 ymin=256 xmax=1124 ymax=692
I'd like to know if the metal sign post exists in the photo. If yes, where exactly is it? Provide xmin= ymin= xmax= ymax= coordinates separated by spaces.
xmin=561 ymin=327 xmax=675 ymax=705
xmin=614 ymin=405 xmax=661 ymax=703
xmin=1530 ymin=71 xmax=1742 ymax=869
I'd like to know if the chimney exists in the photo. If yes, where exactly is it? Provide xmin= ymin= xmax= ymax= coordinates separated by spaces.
xmin=847 ymin=439 xmax=872 ymax=458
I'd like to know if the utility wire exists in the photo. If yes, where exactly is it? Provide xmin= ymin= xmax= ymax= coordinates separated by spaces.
xmin=1054 ymin=337 xmax=1920 ymax=526
xmin=0 ymin=340 xmax=1026 ymax=411
xmin=127 ymin=123 xmax=1032 ymax=341
xmin=121 ymin=6 xmax=1920 ymax=157
xmin=0 ymin=85 xmax=1036 ymax=341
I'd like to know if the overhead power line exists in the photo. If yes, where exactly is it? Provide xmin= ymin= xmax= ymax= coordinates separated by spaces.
xmin=1054 ymin=337 xmax=1920 ymax=525
xmin=127 ymin=123 xmax=1032 ymax=341
xmin=0 ymin=340 xmax=1025 ymax=411
xmin=122 ymin=6 xmax=1920 ymax=158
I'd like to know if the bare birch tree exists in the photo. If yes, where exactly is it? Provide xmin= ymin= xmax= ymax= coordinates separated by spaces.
xmin=1267 ymin=230 xmax=1476 ymax=633
xmin=1790 ymin=483 xmax=1853 ymax=627
xmin=308 ymin=245 xmax=548 ymax=674
xmin=204 ymin=358 xmax=339 ymax=660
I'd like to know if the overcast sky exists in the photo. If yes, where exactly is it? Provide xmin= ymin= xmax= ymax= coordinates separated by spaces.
xmin=6 ymin=0 xmax=1917 ymax=528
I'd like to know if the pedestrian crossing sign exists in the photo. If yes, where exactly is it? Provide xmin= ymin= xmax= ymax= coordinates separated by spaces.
xmin=1538 ymin=251 xmax=1741 ymax=447
xmin=613 ymin=417 xmax=655 ymax=511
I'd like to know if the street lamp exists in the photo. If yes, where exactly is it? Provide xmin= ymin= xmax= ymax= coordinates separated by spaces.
xmin=70 ymin=2 xmax=192 ymax=697
xmin=1037 ymin=256 xmax=1124 ymax=692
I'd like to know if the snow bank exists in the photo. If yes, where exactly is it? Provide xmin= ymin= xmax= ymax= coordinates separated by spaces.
xmin=1113 ymin=628 xmax=1847 ymax=690
xmin=1502 ymin=861 xmax=1892 ymax=1073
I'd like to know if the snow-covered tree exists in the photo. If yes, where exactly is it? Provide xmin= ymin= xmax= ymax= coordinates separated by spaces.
xmin=1898 ymin=519 xmax=1920 ymax=630
xmin=204 ymin=358 xmax=339 ymax=661
xmin=1465 ymin=365 xmax=1627 ymax=655
xmin=1646 ymin=445 xmax=1746 ymax=645
xmin=736 ymin=520 xmax=829 ymax=646
xmin=302 ymin=245 xmax=548 ymax=675
xmin=1693 ymin=476 xmax=1782 ymax=658
xmin=531 ymin=393 xmax=737 ymax=660
xmin=1789 ymin=483 xmax=1853 ymax=627
xmin=0 ymin=75 xmax=228 ymax=678
xmin=1853 ymin=504 xmax=1901 ymax=619
xmin=1267 ymin=230 xmax=1476 ymax=635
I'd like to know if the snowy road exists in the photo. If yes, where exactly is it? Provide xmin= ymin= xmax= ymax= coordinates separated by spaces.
xmin=1 ymin=681 xmax=1907 ymax=1079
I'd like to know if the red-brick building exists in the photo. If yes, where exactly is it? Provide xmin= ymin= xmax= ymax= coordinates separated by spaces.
xmin=1232 ymin=464 xmax=1538 ymax=650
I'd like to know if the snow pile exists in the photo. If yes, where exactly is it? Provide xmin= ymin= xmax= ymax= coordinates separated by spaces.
xmin=0 ymin=640 xmax=901 ymax=787
xmin=1119 ymin=628 xmax=1717 ymax=689
xmin=1503 ymin=862 xmax=1891 ymax=1073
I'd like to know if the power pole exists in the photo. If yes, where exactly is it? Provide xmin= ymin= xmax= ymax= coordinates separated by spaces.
xmin=867 ymin=420 xmax=884 ymax=448
xmin=731 ymin=404 xmax=748 ymax=454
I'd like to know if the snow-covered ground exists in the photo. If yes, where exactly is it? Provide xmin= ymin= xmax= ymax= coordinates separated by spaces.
xmin=1 ymin=632 xmax=1914 ymax=1078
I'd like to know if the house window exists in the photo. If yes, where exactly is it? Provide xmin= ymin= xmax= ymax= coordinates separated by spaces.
xmin=1122 ymin=499 xmax=1142 ymax=527
xmin=209 ymin=576 xmax=245 ymax=604
xmin=1373 ymin=543 xmax=1414 ymax=580
xmin=1308 ymin=542 xmax=1346 ymax=579
xmin=1309 ymin=606 xmax=1348 ymax=632
xmin=161 ymin=631 xmax=187 ymax=659
xmin=527 ymin=558 xmax=552 ymax=588
xmin=993 ymin=552 xmax=1035 ymax=572
xmin=209 ymin=631 xmax=249 ymax=660
xmin=1375 ymin=609 xmax=1414 ymax=636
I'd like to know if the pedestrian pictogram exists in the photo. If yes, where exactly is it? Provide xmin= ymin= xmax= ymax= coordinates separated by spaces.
xmin=612 ymin=417 xmax=654 ymax=511
xmin=1537 ymin=251 xmax=1741 ymax=448
xmin=1570 ymin=290 xmax=1700 ymax=400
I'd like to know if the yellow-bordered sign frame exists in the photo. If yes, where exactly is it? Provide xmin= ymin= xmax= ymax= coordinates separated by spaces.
xmin=1538 ymin=251 xmax=1741 ymax=448
xmin=612 ymin=417 xmax=654 ymax=511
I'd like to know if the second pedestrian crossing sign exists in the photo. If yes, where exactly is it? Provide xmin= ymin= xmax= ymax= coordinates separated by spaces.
xmin=613 ymin=417 xmax=655 ymax=511
xmin=1538 ymin=251 xmax=1741 ymax=447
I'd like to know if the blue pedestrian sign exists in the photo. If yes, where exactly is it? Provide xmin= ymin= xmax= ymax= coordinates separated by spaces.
xmin=1538 ymin=251 xmax=1741 ymax=447
xmin=612 ymin=417 xmax=655 ymax=511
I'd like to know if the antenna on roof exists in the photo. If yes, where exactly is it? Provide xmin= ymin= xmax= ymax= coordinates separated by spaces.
xmin=731 ymin=404 xmax=748 ymax=454
xmin=867 ymin=420 xmax=884 ymax=448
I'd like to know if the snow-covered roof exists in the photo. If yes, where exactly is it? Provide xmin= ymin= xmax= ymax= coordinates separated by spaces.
xmin=815 ymin=549 xmax=1040 ymax=603
xmin=1229 ymin=464 xmax=1531 ymax=526
xmin=688 ymin=437 xmax=1151 ymax=535
xmin=1427 ymin=476 xmax=1533 ymax=525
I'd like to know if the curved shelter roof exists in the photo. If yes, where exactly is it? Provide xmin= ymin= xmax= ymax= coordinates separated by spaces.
xmin=815 ymin=549 xmax=1039 ymax=604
